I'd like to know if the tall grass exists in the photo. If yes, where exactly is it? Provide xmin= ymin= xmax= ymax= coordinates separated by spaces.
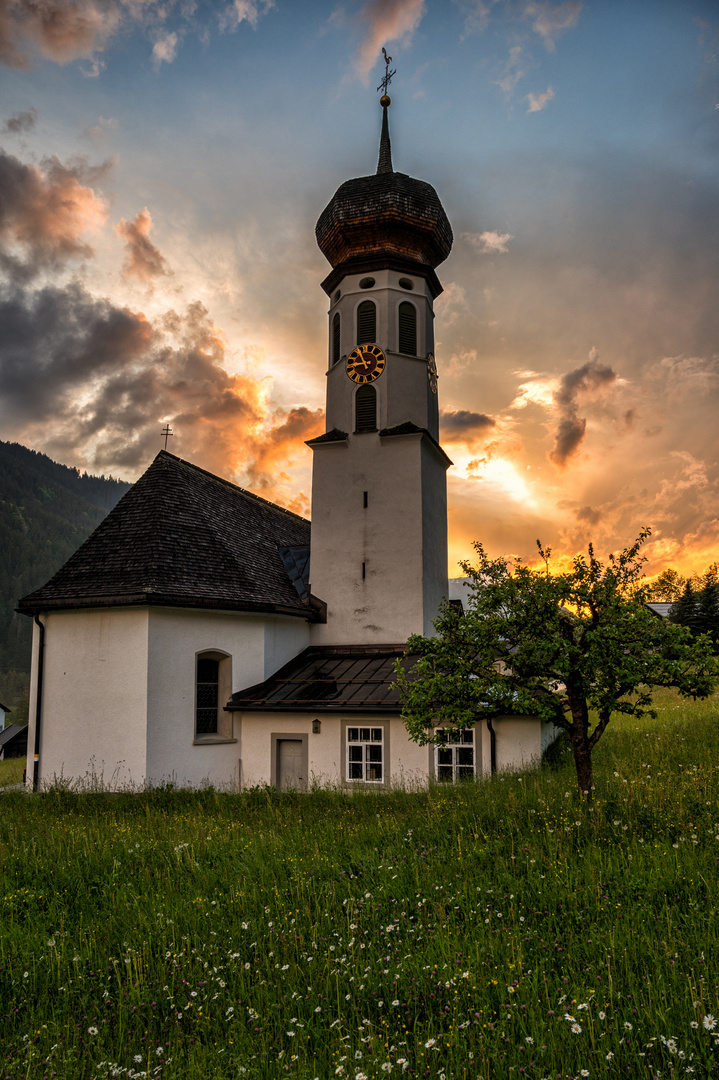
xmin=1 ymin=689 xmax=718 ymax=1078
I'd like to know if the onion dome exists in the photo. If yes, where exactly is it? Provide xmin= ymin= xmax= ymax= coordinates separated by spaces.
xmin=316 ymin=101 xmax=453 ymax=297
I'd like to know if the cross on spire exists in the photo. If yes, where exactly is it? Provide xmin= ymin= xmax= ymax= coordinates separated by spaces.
xmin=161 ymin=424 xmax=174 ymax=450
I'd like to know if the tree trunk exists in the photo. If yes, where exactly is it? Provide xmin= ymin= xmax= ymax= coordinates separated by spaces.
xmin=568 ymin=693 xmax=594 ymax=800
xmin=570 ymin=732 xmax=594 ymax=800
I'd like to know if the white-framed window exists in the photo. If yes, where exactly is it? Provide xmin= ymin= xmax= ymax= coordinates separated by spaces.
xmin=347 ymin=726 xmax=384 ymax=782
xmin=436 ymin=728 xmax=475 ymax=782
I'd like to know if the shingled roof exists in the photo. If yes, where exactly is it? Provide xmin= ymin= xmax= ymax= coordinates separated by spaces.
xmin=227 ymin=644 xmax=413 ymax=712
xmin=18 ymin=452 xmax=319 ymax=620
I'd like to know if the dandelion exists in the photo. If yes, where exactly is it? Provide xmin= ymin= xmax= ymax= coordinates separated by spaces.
xmin=88 ymin=1026 xmax=98 ymax=1035
xmin=571 ymin=1023 xmax=582 ymax=1034
xmin=704 ymin=1015 xmax=717 ymax=1031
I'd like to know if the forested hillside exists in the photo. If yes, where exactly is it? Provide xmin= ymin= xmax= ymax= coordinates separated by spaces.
xmin=0 ymin=442 xmax=131 ymax=719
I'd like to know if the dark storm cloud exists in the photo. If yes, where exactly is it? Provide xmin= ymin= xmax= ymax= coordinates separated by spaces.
xmin=0 ymin=280 xmax=322 ymax=498
xmin=440 ymin=409 xmax=496 ymax=439
xmin=0 ymin=149 xmax=109 ymax=280
xmin=549 ymin=349 xmax=616 ymax=468
xmin=2 ymin=107 xmax=38 ymax=133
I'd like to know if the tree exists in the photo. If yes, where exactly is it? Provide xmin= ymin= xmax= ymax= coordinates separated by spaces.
xmin=648 ymin=567 xmax=686 ymax=601
xmin=395 ymin=530 xmax=718 ymax=800
xmin=670 ymin=574 xmax=719 ymax=652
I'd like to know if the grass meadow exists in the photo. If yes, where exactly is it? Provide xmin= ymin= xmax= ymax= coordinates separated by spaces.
xmin=1 ymin=691 xmax=718 ymax=1079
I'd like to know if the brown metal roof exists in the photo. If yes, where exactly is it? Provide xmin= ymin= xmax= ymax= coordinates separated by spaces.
xmin=227 ymin=644 xmax=414 ymax=712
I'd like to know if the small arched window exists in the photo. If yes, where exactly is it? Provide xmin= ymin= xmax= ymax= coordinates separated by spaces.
xmin=398 ymin=301 xmax=417 ymax=356
xmin=355 ymin=384 xmax=377 ymax=433
xmin=195 ymin=651 xmax=233 ymax=740
xmin=332 ymin=313 xmax=341 ymax=365
xmin=357 ymin=300 xmax=376 ymax=345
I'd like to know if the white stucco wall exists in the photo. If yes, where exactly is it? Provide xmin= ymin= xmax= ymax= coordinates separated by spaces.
xmin=145 ymin=608 xmax=311 ymax=789
xmin=26 ymin=606 xmax=312 ymax=791
xmin=239 ymin=712 xmax=430 ymax=790
xmin=27 ymin=608 xmax=150 ymax=788
xmin=493 ymin=715 xmax=544 ymax=772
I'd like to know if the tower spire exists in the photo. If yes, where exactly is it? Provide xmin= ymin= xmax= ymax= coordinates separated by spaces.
xmin=376 ymin=46 xmax=396 ymax=175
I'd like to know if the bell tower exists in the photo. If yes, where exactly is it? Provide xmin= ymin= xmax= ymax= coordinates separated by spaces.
xmin=308 ymin=72 xmax=453 ymax=645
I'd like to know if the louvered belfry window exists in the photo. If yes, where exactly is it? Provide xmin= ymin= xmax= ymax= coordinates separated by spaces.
xmin=196 ymin=656 xmax=219 ymax=734
xmin=398 ymin=301 xmax=417 ymax=356
xmin=355 ymin=384 xmax=377 ymax=433
xmin=332 ymin=313 xmax=340 ymax=365
xmin=357 ymin=300 xmax=376 ymax=345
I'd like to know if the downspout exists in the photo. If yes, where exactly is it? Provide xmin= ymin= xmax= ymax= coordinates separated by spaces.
xmin=33 ymin=614 xmax=46 ymax=792
xmin=486 ymin=716 xmax=496 ymax=776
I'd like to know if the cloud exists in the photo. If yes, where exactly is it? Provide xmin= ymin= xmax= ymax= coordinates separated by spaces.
xmin=0 ymin=281 xmax=322 ymax=505
xmin=345 ymin=0 xmax=426 ymax=83
xmin=452 ymin=0 xmax=491 ymax=37
xmin=463 ymin=230 xmax=514 ymax=254
xmin=440 ymin=409 xmax=496 ymax=440
xmin=151 ymin=29 xmax=178 ymax=65
xmin=0 ymin=150 xmax=109 ymax=281
xmin=2 ymin=107 xmax=38 ymax=133
xmin=526 ymin=85 xmax=554 ymax=112
xmin=494 ymin=44 xmax=524 ymax=96
xmin=0 ymin=0 xmax=121 ymax=68
xmin=115 ymin=208 xmax=172 ymax=282
xmin=523 ymin=0 xmax=581 ymax=52
xmin=549 ymin=347 xmax=617 ymax=468
xmin=220 ymin=0 xmax=275 ymax=32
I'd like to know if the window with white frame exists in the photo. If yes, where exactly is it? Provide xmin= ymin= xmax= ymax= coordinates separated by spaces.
xmin=347 ymin=726 xmax=383 ymax=782
xmin=436 ymin=728 xmax=475 ymax=782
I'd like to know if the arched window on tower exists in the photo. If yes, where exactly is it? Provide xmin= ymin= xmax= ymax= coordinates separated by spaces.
xmin=355 ymin=384 xmax=377 ymax=433
xmin=398 ymin=301 xmax=417 ymax=356
xmin=195 ymin=650 xmax=233 ymax=740
xmin=357 ymin=300 xmax=376 ymax=345
xmin=332 ymin=313 xmax=341 ymax=365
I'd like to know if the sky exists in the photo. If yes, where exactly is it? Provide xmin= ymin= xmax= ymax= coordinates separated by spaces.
xmin=1 ymin=0 xmax=718 ymax=580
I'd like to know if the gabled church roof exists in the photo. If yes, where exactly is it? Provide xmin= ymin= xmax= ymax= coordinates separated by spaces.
xmin=18 ymin=451 xmax=319 ymax=620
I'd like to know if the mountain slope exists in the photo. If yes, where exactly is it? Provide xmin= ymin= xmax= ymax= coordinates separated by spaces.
xmin=0 ymin=441 xmax=132 ymax=698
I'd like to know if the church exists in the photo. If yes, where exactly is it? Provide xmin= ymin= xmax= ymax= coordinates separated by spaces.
xmin=18 ymin=91 xmax=555 ymax=791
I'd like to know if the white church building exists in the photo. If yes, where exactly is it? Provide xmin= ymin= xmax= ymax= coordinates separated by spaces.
xmin=19 ymin=96 xmax=554 ymax=791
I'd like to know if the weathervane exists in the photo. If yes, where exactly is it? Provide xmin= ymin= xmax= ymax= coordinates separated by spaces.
xmin=377 ymin=46 xmax=396 ymax=103
xmin=161 ymin=424 xmax=174 ymax=450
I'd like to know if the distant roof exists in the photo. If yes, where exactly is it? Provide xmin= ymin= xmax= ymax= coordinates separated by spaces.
xmin=227 ymin=644 xmax=413 ymax=712
xmin=0 ymin=702 xmax=10 ymax=713
xmin=646 ymin=602 xmax=674 ymax=618
xmin=0 ymin=724 xmax=27 ymax=749
xmin=18 ymin=452 xmax=319 ymax=620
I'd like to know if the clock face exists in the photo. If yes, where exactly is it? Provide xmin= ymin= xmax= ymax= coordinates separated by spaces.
xmin=427 ymin=353 xmax=438 ymax=394
xmin=346 ymin=344 xmax=386 ymax=384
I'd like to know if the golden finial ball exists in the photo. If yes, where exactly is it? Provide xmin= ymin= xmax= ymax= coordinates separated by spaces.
xmin=380 ymin=94 xmax=391 ymax=108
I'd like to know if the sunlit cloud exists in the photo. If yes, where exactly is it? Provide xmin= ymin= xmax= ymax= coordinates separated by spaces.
xmin=523 ymin=0 xmax=581 ymax=52
xmin=526 ymin=85 xmax=554 ymax=112
xmin=0 ymin=150 xmax=110 ymax=281
xmin=342 ymin=0 xmax=426 ymax=83
xmin=115 ymin=208 xmax=172 ymax=283
xmin=219 ymin=0 xmax=275 ymax=33
xmin=152 ymin=30 xmax=179 ymax=66
xmin=463 ymin=230 xmax=514 ymax=254
xmin=494 ymin=45 xmax=524 ymax=96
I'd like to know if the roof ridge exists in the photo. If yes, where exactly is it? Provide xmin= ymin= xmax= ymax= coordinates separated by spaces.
xmin=157 ymin=451 xmax=310 ymax=525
